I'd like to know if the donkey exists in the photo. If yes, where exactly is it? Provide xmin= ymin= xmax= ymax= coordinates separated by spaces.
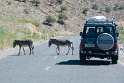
xmin=13 ymin=40 xmax=34 ymax=55
xmin=48 ymin=39 xmax=74 ymax=55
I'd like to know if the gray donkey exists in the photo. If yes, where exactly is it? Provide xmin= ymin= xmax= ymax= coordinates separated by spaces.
xmin=48 ymin=39 xmax=74 ymax=55
xmin=13 ymin=40 xmax=34 ymax=55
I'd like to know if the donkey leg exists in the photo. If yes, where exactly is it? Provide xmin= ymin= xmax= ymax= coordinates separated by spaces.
xmin=71 ymin=42 xmax=74 ymax=55
xmin=72 ymin=47 xmax=74 ymax=55
xmin=56 ymin=46 xmax=60 ymax=55
xmin=23 ymin=48 xmax=26 ymax=55
xmin=66 ymin=46 xmax=70 ymax=55
xmin=56 ymin=47 xmax=59 ymax=55
xmin=32 ymin=46 xmax=34 ymax=55
xmin=29 ymin=46 xmax=32 ymax=55
xmin=18 ymin=47 xmax=21 ymax=55
xmin=58 ymin=46 xmax=60 ymax=55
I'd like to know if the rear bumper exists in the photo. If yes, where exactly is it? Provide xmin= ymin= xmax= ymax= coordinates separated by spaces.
xmin=80 ymin=49 xmax=118 ymax=56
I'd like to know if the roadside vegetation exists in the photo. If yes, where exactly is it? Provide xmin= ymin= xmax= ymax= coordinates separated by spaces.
xmin=117 ymin=26 xmax=124 ymax=43
xmin=0 ymin=18 xmax=57 ymax=50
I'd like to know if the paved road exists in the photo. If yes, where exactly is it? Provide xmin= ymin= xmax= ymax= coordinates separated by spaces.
xmin=0 ymin=36 xmax=124 ymax=83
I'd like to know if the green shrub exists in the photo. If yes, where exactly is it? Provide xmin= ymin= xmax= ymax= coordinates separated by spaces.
xmin=117 ymin=26 xmax=124 ymax=43
xmin=0 ymin=27 xmax=16 ymax=48
xmin=58 ymin=13 xmax=68 ymax=20
xmin=56 ymin=0 xmax=64 ymax=4
xmin=32 ymin=0 xmax=41 ymax=6
xmin=45 ymin=15 xmax=56 ymax=25
xmin=82 ymin=8 xmax=89 ymax=14
xmin=105 ymin=6 xmax=111 ymax=13
xmin=57 ymin=19 xmax=65 ymax=25
xmin=92 ymin=4 xmax=99 ymax=10
xmin=14 ymin=0 xmax=27 ymax=2
xmin=47 ymin=0 xmax=57 ymax=4
xmin=60 ymin=5 xmax=67 ymax=12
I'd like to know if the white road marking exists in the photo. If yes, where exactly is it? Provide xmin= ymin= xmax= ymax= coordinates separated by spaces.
xmin=119 ymin=60 xmax=124 ymax=67
xmin=45 ymin=66 xmax=50 ymax=71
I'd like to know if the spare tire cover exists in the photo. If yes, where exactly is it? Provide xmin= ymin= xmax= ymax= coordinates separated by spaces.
xmin=97 ymin=33 xmax=114 ymax=50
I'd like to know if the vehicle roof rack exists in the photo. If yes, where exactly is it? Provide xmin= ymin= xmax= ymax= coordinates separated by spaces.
xmin=85 ymin=16 xmax=114 ymax=24
xmin=86 ymin=20 xmax=114 ymax=24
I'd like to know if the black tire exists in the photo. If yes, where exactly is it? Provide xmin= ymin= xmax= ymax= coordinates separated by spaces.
xmin=79 ymin=52 xmax=86 ymax=63
xmin=112 ymin=60 xmax=117 ymax=64
xmin=111 ymin=55 xmax=118 ymax=64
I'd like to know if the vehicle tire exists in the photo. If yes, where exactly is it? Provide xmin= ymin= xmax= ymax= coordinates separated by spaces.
xmin=111 ymin=56 xmax=118 ymax=64
xmin=79 ymin=52 xmax=86 ymax=63
xmin=112 ymin=59 xmax=117 ymax=64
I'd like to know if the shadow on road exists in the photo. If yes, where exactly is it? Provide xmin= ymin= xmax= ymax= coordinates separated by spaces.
xmin=57 ymin=60 xmax=111 ymax=66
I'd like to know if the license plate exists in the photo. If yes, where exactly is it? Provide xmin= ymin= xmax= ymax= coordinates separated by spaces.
xmin=85 ymin=44 xmax=95 ymax=47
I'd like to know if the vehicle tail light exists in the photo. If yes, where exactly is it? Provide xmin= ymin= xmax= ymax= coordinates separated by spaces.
xmin=114 ymin=43 xmax=118 ymax=49
xmin=80 ymin=43 xmax=84 ymax=48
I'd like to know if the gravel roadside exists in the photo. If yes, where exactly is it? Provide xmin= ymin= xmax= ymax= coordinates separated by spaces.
xmin=119 ymin=44 xmax=124 ymax=64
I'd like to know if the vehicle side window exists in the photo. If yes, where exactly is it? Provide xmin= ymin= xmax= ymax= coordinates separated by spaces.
xmin=86 ymin=27 xmax=95 ymax=36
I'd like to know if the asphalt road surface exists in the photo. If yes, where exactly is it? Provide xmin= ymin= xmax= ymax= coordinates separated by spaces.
xmin=0 ymin=36 xmax=124 ymax=83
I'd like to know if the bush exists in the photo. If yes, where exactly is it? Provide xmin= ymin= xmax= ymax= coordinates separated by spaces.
xmin=0 ymin=27 xmax=16 ymax=48
xmin=92 ymin=4 xmax=99 ymax=10
xmin=57 ymin=19 xmax=65 ymax=25
xmin=14 ymin=0 xmax=27 ymax=2
xmin=60 ymin=5 xmax=67 ymax=12
xmin=105 ymin=6 xmax=111 ymax=13
xmin=58 ymin=13 xmax=68 ymax=20
xmin=24 ymin=8 xmax=29 ymax=14
xmin=44 ymin=15 xmax=56 ymax=25
xmin=56 ymin=0 xmax=64 ymax=4
xmin=117 ymin=26 xmax=124 ymax=43
xmin=113 ymin=3 xmax=124 ymax=10
xmin=32 ymin=0 xmax=41 ymax=6
xmin=118 ymin=3 xmax=124 ymax=10
xmin=82 ymin=8 xmax=89 ymax=14
xmin=47 ymin=0 xmax=57 ymax=4
xmin=113 ymin=3 xmax=119 ymax=10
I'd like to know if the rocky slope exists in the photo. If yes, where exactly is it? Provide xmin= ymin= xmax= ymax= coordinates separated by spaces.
xmin=0 ymin=0 xmax=124 ymax=34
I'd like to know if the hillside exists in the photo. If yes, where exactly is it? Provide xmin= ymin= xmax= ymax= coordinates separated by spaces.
xmin=1 ymin=0 xmax=124 ymax=31
xmin=0 ymin=0 xmax=124 ymax=48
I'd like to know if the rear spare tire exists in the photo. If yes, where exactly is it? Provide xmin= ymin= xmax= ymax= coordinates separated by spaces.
xmin=97 ymin=33 xmax=114 ymax=50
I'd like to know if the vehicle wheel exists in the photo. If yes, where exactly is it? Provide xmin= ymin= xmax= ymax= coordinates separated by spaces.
xmin=112 ymin=60 xmax=117 ymax=64
xmin=80 ymin=52 xmax=86 ymax=63
xmin=111 ymin=56 xmax=118 ymax=64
